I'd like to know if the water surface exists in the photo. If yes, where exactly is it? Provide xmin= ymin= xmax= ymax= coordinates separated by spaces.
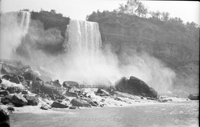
xmin=10 ymin=101 xmax=199 ymax=127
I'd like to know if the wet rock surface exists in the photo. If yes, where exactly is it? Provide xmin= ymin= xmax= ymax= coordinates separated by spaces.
xmin=115 ymin=76 xmax=158 ymax=98
xmin=23 ymin=95 xmax=39 ymax=106
xmin=71 ymin=99 xmax=91 ymax=107
xmin=11 ymin=94 xmax=28 ymax=107
xmin=51 ymin=101 xmax=68 ymax=108
xmin=188 ymin=94 xmax=199 ymax=100
xmin=0 ymin=108 xmax=10 ymax=127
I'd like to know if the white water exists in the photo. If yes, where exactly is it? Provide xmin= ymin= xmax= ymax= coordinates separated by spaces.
xmin=0 ymin=11 xmax=30 ymax=59
xmin=62 ymin=20 xmax=120 ymax=85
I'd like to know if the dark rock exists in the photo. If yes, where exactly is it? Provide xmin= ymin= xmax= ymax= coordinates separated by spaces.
xmin=0 ymin=109 xmax=10 ymax=127
xmin=0 ymin=78 xmax=2 ymax=84
xmin=39 ymin=75 xmax=52 ymax=82
xmin=114 ymin=97 xmax=123 ymax=101
xmin=40 ymin=104 xmax=51 ymax=110
xmin=2 ymin=74 xmax=21 ymax=84
xmin=31 ymin=81 xmax=61 ymax=100
xmin=100 ymin=99 xmax=105 ymax=102
xmin=188 ymin=94 xmax=199 ymax=100
xmin=55 ymin=95 xmax=66 ymax=100
xmin=0 ymin=90 xmax=9 ymax=97
xmin=2 ymin=75 xmax=11 ymax=81
xmin=158 ymin=99 xmax=168 ymax=103
xmin=7 ymin=107 xmax=15 ymax=112
xmin=71 ymin=99 xmax=91 ymax=107
xmin=65 ymin=91 xmax=78 ymax=97
xmin=6 ymin=87 xmax=22 ymax=94
xmin=63 ymin=81 xmax=79 ymax=88
xmin=1 ymin=95 xmax=13 ymax=105
xmin=11 ymin=94 xmax=28 ymax=107
xmin=69 ymin=106 xmax=77 ymax=109
xmin=23 ymin=95 xmax=39 ymax=106
xmin=21 ymin=70 xmax=37 ymax=81
xmin=82 ymin=98 xmax=98 ymax=106
xmin=96 ymin=89 xmax=110 ymax=96
xmin=115 ymin=76 xmax=158 ymax=98
xmin=100 ymin=104 xmax=105 ymax=107
xmin=21 ymin=90 xmax=28 ymax=95
xmin=52 ymin=80 xmax=62 ymax=88
xmin=51 ymin=101 xmax=68 ymax=108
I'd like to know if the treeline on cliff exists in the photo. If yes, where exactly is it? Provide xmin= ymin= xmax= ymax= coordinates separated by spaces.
xmin=86 ymin=0 xmax=199 ymax=93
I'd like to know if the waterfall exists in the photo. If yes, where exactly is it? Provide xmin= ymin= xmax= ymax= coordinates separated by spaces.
xmin=63 ymin=20 xmax=120 ymax=85
xmin=20 ymin=11 xmax=30 ymax=36
xmin=0 ymin=11 xmax=30 ymax=59
xmin=67 ymin=20 xmax=102 ymax=64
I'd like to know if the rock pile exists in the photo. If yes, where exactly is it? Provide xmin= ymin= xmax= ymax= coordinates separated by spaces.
xmin=1 ymin=61 xmax=190 ymax=113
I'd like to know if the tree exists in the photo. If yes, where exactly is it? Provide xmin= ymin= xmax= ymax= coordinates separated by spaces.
xmin=126 ymin=0 xmax=139 ymax=15
xmin=117 ymin=0 xmax=148 ymax=17
xmin=50 ymin=9 xmax=56 ymax=14
xmin=161 ymin=12 xmax=170 ymax=21
xmin=118 ymin=3 xmax=127 ymax=14
xmin=155 ymin=11 xmax=161 ymax=19
xmin=135 ymin=2 xmax=148 ymax=17
xmin=150 ymin=11 xmax=161 ymax=19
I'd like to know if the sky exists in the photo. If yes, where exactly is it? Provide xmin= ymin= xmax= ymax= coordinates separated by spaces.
xmin=0 ymin=0 xmax=199 ymax=25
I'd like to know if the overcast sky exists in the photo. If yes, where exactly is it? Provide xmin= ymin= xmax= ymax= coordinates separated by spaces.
xmin=1 ymin=0 xmax=199 ymax=25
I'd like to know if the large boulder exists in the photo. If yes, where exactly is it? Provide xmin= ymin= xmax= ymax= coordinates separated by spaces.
xmin=63 ymin=81 xmax=79 ymax=88
xmin=22 ymin=70 xmax=40 ymax=82
xmin=2 ymin=75 xmax=21 ymax=84
xmin=52 ymin=80 xmax=62 ymax=88
xmin=11 ymin=94 xmax=28 ymax=107
xmin=188 ymin=94 xmax=199 ymax=100
xmin=115 ymin=76 xmax=158 ymax=98
xmin=0 ymin=90 xmax=9 ymax=97
xmin=96 ymin=89 xmax=110 ymax=96
xmin=1 ymin=95 xmax=13 ymax=105
xmin=0 ymin=109 xmax=10 ymax=127
xmin=65 ymin=91 xmax=78 ymax=97
xmin=71 ymin=99 xmax=91 ymax=107
xmin=82 ymin=98 xmax=98 ymax=106
xmin=40 ymin=104 xmax=51 ymax=110
xmin=23 ymin=95 xmax=39 ymax=106
xmin=51 ymin=101 xmax=68 ymax=108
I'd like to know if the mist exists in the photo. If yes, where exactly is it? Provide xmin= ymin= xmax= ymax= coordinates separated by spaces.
xmin=0 ymin=11 xmax=30 ymax=60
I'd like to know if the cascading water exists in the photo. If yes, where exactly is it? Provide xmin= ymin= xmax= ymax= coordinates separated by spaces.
xmin=0 ymin=11 xmax=30 ymax=59
xmin=19 ymin=11 xmax=30 ymax=36
xmin=62 ymin=20 xmax=120 ymax=86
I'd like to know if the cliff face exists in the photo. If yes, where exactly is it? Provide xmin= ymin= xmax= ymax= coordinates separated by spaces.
xmin=91 ymin=15 xmax=199 ymax=95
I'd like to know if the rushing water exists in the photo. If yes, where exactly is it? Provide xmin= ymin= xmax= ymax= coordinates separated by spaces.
xmin=0 ymin=11 xmax=30 ymax=59
xmin=63 ymin=20 xmax=120 ymax=85
xmin=10 ymin=101 xmax=199 ymax=127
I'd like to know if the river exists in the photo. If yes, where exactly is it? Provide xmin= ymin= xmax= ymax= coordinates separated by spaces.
xmin=10 ymin=101 xmax=199 ymax=127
